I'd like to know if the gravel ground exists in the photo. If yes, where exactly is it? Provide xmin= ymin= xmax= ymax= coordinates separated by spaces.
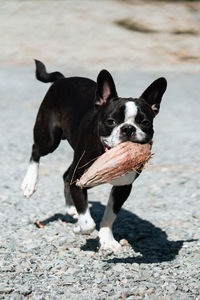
xmin=0 ymin=66 xmax=200 ymax=299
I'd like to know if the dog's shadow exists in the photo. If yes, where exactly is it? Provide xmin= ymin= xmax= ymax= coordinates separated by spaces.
xmin=83 ymin=201 xmax=196 ymax=264
xmin=35 ymin=212 xmax=77 ymax=227
xmin=38 ymin=201 xmax=196 ymax=264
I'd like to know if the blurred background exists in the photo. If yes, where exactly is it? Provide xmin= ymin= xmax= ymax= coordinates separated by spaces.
xmin=1 ymin=0 xmax=200 ymax=74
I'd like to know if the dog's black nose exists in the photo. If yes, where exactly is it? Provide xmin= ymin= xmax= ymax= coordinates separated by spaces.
xmin=121 ymin=124 xmax=136 ymax=136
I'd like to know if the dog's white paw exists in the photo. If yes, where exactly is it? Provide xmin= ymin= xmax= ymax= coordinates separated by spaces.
xmin=73 ymin=209 xmax=96 ymax=234
xmin=73 ymin=223 xmax=95 ymax=234
xmin=100 ymin=239 xmax=122 ymax=253
xmin=99 ymin=227 xmax=122 ymax=253
xmin=66 ymin=205 xmax=78 ymax=219
xmin=72 ymin=213 xmax=78 ymax=220
xmin=21 ymin=179 xmax=36 ymax=198
xmin=21 ymin=162 xmax=38 ymax=198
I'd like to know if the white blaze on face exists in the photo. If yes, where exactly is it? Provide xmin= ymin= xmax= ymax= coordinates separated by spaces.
xmin=124 ymin=101 xmax=146 ymax=142
xmin=124 ymin=101 xmax=138 ymax=123
xmin=101 ymin=101 xmax=146 ymax=148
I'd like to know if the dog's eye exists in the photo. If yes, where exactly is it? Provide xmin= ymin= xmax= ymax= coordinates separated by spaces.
xmin=105 ymin=118 xmax=116 ymax=127
xmin=141 ymin=120 xmax=150 ymax=127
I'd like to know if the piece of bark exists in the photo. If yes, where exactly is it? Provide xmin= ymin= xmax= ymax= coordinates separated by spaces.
xmin=76 ymin=141 xmax=152 ymax=189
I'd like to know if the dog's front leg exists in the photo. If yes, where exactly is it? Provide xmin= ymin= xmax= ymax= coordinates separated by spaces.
xmin=63 ymin=168 xmax=78 ymax=218
xmin=69 ymin=184 xmax=96 ymax=234
xmin=99 ymin=184 xmax=132 ymax=252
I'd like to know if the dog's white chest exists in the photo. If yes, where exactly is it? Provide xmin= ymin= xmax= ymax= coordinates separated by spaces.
xmin=109 ymin=171 xmax=137 ymax=186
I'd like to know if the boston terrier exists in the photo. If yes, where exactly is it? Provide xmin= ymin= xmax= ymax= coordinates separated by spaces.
xmin=21 ymin=60 xmax=167 ymax=252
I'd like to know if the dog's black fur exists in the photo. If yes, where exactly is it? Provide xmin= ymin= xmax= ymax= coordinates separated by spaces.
xmin=22 ymin=60 xmax=167 ymax=250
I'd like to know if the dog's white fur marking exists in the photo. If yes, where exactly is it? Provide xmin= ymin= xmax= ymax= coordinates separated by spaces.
xmin=124 ymin=102 xmax=146 ymax=142
xmin=21 ymin=161 xmax=39 ymax=197
xmin=100 ymin=126 xmax=121 ymax=148
xmin=65 ymin=183 xmax=78 ymax=219
xmin=109 ymin=170 xmax=137 ymax=186
xmin=66 ymin=205 xmax=78 ymax=219
xmin=99 ymin=194 xmax=122 ymax=252
xmin=73 ymin=207 xmax=95 ymax=234
xmin=99 ymin=227 xmax=121 ymax=252
xmin=124 ymin=101 xmax=138 ymax=123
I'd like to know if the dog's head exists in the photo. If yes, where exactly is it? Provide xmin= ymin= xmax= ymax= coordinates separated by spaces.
xmin=95 ymin=70 xmax=167 ymax=150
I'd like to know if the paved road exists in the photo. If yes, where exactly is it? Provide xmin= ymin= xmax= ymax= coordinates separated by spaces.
xmin=0 ymin=66 xmax=199 ymax=299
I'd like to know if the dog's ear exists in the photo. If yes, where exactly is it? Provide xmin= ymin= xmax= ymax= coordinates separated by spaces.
xmin=95 ymin=70 xmax=118 ymax=106
xmin=140 ymin=77 xmax=167 ymax=116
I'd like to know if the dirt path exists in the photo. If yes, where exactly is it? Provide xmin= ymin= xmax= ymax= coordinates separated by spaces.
xmin=1 ymin=0 xmax=200 ymax=72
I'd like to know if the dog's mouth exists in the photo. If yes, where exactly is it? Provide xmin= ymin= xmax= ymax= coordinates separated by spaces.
xmin=102 ymin=137 xmax=150 ymax=152
xmin=101 ymin=136 xmax=148 ymax=153
xmin=103 ymin=143 xmax=112 ymax=152
xmin=102 ymin=139 xmax=134 ymax=152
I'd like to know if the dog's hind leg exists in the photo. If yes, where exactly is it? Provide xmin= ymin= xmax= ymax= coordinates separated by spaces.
xmin=21 ymin=109 xmax=62 ymax=197
xmin=21 ymin=144 xmax=40 ymax=198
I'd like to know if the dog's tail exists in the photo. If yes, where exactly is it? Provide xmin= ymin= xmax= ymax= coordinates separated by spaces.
xmin=34 ymin=59 xmax=65 ymax=83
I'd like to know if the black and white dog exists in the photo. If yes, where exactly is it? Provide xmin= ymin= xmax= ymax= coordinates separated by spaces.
xmin=21 ymin=60 xmax=167 ymax=252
